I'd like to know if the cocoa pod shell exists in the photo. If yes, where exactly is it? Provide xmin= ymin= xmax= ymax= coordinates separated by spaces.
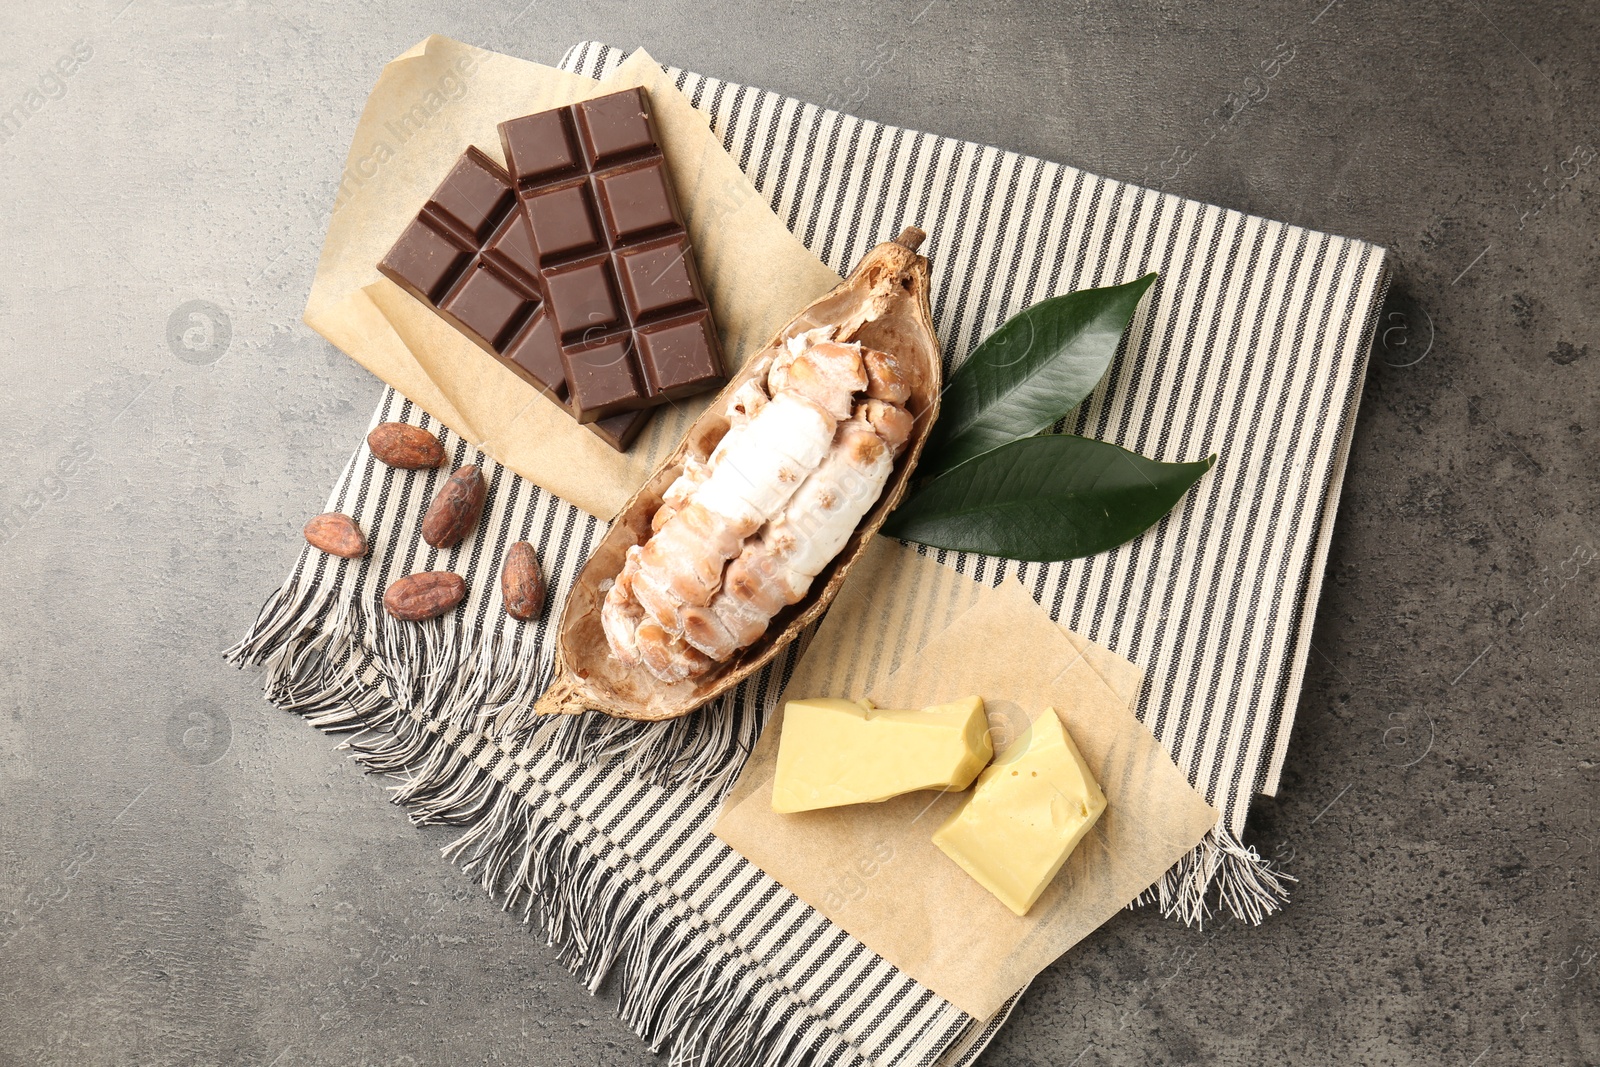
xmin=421 ymin=465 xmax=486 ymax=548
xmin=539 ymin=228 xmax=941 ymax=721
xmin=368 ymin=422 xmax=445 ymax=469
xmin=303 ymin=512 xmax=368 ymax=559
xmin=383 ymin=571 xmax=466 ymax=621
xmin=501 ymin=541 xmax=546 ymax=620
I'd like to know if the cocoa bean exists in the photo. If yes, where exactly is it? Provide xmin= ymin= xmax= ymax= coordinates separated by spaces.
xmin=367 ymin=422 xmax=445 ymax=469
xmin=383 ymin=571 xmax=466 ymax=621
xmin=501 ymin=541 xmax=546 ymax=620
xmin=303 ymin=512 xmax=368 ymax=559
xmin=421 ymin=465 xmax=486 ymax=548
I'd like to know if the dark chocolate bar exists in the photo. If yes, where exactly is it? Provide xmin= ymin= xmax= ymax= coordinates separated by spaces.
xmin=377 ymin=148 xmax=654 ymax=451
xmin=376 ymin=88 xmax=724 ymax=452
xmin=497 ymin=88 xmax=725 ymax=421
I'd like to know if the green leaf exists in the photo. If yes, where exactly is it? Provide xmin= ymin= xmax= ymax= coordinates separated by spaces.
xmin=918 ymin=273 xmax=1158 ymax=479
xmin=884 ymin=435 xmax=1214 ymax=562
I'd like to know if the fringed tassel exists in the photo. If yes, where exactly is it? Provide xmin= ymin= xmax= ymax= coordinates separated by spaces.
xmin=225 ymin=577 xmax=552 ymax=824
xmin=542 ymin=638 xmax=811 ymax=797
xmin=231 ymin=570 xmax=782 ymax=803
xmin=443 ymin=780 xmax=845 ymax=1067
xmin=224 ymin=576 xmax=335 ymax=670
xmin=543 ymin=686 xmax=764 ymax=798
xmin=1131 ymin=821 xmax=1296 ymax=927
xmin=227 ymin=582 xmax=388 ymax=732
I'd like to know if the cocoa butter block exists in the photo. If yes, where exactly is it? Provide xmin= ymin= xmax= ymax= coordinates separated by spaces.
xmin=772 ymin=697 xmax=993 ymax=814
xmin=932 ymin=708 xmax=1107 ymax=917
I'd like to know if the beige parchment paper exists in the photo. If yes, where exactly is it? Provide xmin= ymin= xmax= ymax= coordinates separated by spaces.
xmin=304 ymin=36 xmax=842 ymax=518
xmin=714 ymin=541 xmax=1219 ymax=1020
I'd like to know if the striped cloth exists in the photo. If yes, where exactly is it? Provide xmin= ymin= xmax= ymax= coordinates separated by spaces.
xmin=229 ymin=41 xmax=1388 ymax=1067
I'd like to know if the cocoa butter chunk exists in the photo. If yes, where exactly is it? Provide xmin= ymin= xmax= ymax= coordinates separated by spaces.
xmin=421 ymin=465 xmax=487 ymax=548
xmin=771 ymin=696 xmax=993 ymax=814
xmin=384 ymin=571 xmax=466 ymax=621
xmin=367 ymin=423 xmax=445 ymax=469
xmin=501 ymin=541 xmax=546 ymax=620
xmin=932 ymin=708 xmax=1106 ymax=917
xmin=303 ymin=512 xmax=368 ymax=559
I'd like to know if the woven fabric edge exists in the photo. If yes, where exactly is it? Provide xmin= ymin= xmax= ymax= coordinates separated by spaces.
xmin=224 ymin=581 xmax=940 ymax=1067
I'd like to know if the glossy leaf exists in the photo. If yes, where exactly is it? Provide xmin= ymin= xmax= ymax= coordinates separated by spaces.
xmin=918 ymin=273 xmax=1157 ymax=478
xmin=885 ymin=434 xmax=1214 ymax=562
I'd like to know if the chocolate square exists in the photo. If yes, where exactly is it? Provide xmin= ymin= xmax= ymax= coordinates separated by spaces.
xmin=500 ymin=109 xmax=578 ymax=182
xmin=440 ymin=264 xmax=537 ymax=350
xmin=615 ymin=236 xmax=699 ymax=318
xmin=562 ymin=338 xmax=644 ymax=422
xmin=524 ymin=181 xmax=603 ymax=262
xmin=587 ymin=407 xmax=652 ymax=451
xmin=636 ymin=314 xmax=723 ymax=399
xmin=544 ymin=257 xmax=622 ymax=341
xmin=380 ymin=219 xmax=470 ymax=304
xmin=594 ymin=160 xmax=680 ymax=241
xmin=486 ymin=211 xmax=539 ymax=279
xmin=574 ymin=88 xmax=654 ymax=165
xmin=502 ymin=312 xmax=566 ymax=401
xmin=430 ymin=149 xmax=515 ymax=241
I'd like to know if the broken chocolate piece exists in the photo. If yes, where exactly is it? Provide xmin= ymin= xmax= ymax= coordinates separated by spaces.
xmin=589 ymin=407 xmax=652 ymax=452
xmin=377 ymin=148 xmax=566 ymax=407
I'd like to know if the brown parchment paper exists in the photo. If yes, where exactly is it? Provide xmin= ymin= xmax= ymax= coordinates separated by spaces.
xmin=304 ymin=37 xmax=842 ymax=518
xmin=713 ymin=541 xmax=1218 ymax=1020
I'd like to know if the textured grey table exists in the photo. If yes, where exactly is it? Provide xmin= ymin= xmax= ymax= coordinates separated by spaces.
xmin=2 ymin=2 xmax=1596 ymax=1064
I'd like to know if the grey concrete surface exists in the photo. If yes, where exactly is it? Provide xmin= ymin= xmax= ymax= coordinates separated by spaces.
xmin=0 ymin=1 xmax=1594 ymax=1064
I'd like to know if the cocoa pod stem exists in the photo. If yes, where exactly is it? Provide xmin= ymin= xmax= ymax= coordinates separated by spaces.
xmin=893 ymin=226 xmax=926 ymax=251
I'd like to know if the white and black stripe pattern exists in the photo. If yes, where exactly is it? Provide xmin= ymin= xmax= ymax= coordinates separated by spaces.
xmin=228 ymin=40 xmax=1387 ymax=1067
xmin=231 ymin=393 xmax=1005 ymax=1067
xmin=560 ymin=44 xmax=1385 ymax=836
xmin=561 ymin=40 xmax=1386 ymax=898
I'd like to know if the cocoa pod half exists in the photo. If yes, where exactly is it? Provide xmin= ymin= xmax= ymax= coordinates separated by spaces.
xmin=540 ymin=228 xmax=940 ymax=722
xmin=383 ymin=571 xmax=466 ymax=621
xmin=501 ymin=541 xmax=546 ymax=620
xmin=368 ymin=422 xmax=446 ymax=469
xmin=421 ymin=465 xmax=486 ymax=548
xmin=303 ymin=512 xmax=368 ymax=559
